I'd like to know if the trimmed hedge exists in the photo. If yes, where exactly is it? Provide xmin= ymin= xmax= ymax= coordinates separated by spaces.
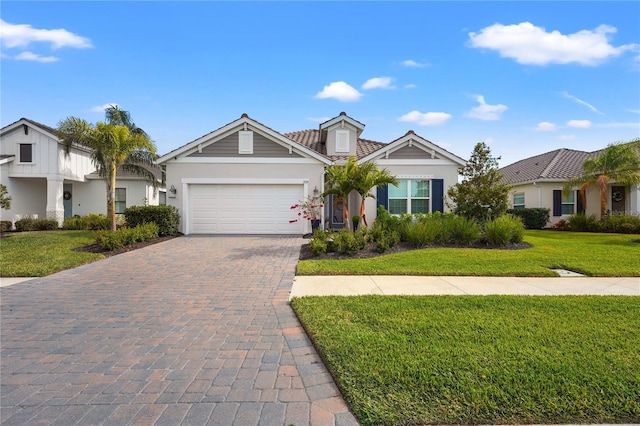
xmin=124 ymin=205 xmax=180 ymax=236
xmin=95 ymin=223 xmax=159 ymax=250
xmin=62 ymin=214 xmax=110 ymax=230
xmin=1 ymin=220 xmax=12 ymax=232
xmin=15 ymin=218 xmax=59 ymax=231
xmin=506 ymin=208 xmax=550 ymax=229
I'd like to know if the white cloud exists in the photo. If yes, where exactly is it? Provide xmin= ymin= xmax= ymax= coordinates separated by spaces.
xmin=400 ymin=59 xmax=428 ymax=68
xmin=468 ymin=22 xmax=637 ymax=66
xmin=14 ymin=51 xmax=58 ymax=63
xmin=91 ymin=103 xmax=119 ymax=113
xmin=465 ymin=95 xmax=508 ymax=121
xmin=567 ymin=119 xmax=592 ymax=128
xmin=595 ymin=122 xmax=640 ymax=128
xmin=0 ymin=19 xmax=93 ymax=50
xmin=315 ymin=81 xmax=362 ymax=102
xmin=398 ymin=110 xmax=452 ymax=126
xmin=559 ymin=135 xmax=576 ymax=140
xmin=362 ymin=77 xmax=395 ymax=90
xmin=306 ymin=116 xmax=331 ymax=123
xmin=536 ymin=122 xmax=557 ymax=131
xmin=404 ymin=84 xmax=417 ymax=89
xmin=626 ymin=109 xmax=640 ymax=114
xmin=561 ymin=92 xmax=604 ymax=115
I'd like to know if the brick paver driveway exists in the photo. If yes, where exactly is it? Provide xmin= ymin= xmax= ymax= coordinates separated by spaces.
xmin=1 ymin=236 xmax=358 ymax=425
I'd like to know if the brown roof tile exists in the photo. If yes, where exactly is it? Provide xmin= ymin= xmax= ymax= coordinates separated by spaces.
xmin=500 ymin=148 xmax=592 ymax=184
xmin=283 ymin=129 xmax=386 ymax=161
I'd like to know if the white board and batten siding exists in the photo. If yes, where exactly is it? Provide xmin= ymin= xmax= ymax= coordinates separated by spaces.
xmin=185 ymin=180 xmax=305 ymax=235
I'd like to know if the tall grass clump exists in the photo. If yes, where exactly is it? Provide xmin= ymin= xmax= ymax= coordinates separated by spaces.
xmin=483 ymin=214 xmax=524 ymax=246
xmin=568 ymin=213 xmax=602 ymax=232
xmin=603 ymin=214 xmax=640 ymax=234
xmin=447 ymin=215 xmax=481 ymax=245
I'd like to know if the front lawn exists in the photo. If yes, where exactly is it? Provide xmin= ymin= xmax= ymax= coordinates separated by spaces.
xmin=297 ymin=230 xmax=640 ymax=276
xmin=291 ymin=295 xmax=640 ymax=425
xmin=0 ymin=230 xmax=103 ymax=277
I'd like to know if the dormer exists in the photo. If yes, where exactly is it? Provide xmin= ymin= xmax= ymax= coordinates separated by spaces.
xmin=319 ymin=112 xmax=364 ymax=157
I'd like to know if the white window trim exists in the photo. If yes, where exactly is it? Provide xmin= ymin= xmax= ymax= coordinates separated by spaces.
xmin=115 ymin=187 xmax=127 ymax=214
xmin=335 ymin=130 xmax=349 ymax=153
xmin=18 ymin=142 xmax=36 ymax=165
xmin=561 ymin=192 xmax=575 ymax=216
xmin=389 ymin=178 xmax=431 ymax=215
xmin=513 ymin=192 xmax=525 ymax=209
xmin=238 ymin=130 xmax=254 ymax=154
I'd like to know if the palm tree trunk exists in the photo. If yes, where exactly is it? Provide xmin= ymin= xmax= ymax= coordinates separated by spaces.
xmin=343 ymin=200 xmax=350 ymax=231
xmin=600 ymin=189 xmax=607 ymax=220
xmin=109 ymin=162 xmax=117 ymax=231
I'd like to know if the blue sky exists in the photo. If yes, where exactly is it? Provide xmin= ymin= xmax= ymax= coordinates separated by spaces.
xmin=1 ymin=1 xmax=639 ymax=166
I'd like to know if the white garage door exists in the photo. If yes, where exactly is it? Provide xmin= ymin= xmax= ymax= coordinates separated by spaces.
xmin=188 ymin=184 xmax=304 ymax=234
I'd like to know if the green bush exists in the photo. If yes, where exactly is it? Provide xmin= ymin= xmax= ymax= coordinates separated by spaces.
xmin=404 ymin=218 xmax=443 ymax=248
xmin=333 ymin=228 xmax=367 ymax=255
xmin=1 ymin=220 xmax=12 ymax=232
xmin=373 ymin=229 xmax=400 ymax=253
xmin=15 ymin=218 xmax=58 ymax=231
xmin=506 ymin=208 xmax=550 ymax=229
xmin=447 ymin=215 xmax=481 ymax=245
xmin=125 ymin=205 xmax=180 ymax=236
xmin=567 ymin=214 xmax=601 ymax=232
xmin=63 ymin=214 xmax=110 ymax=230
xmin=95 ymin=222 xmax=159 ymax=250
xmin=483 ymin=215 xmax=525 ymax=246
xmin=308 ymin=237 xmax=328 ymax=256
xmin=374 ymin=206 xmax=401 ymax=232
xmin=603 ymin=214 xmax=640 ymax=234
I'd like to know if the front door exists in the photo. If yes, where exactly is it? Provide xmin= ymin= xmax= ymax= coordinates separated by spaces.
xmin=63 ymin=183 xmax=73 ymax=219
xmin=611 ymin=186 xmax=626 ymax=214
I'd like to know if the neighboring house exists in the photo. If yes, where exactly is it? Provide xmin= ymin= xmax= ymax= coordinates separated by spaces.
xmin=156 ymin=112 xmax=466 ymax=235
xmin=500 ymin=147 xmax=640 ymax=226
xmin=0 ymin=118 xmax=165 ymax=227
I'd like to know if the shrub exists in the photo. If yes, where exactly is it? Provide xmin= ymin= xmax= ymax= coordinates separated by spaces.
xmin=1 ymin=220 xmax=12 ymax=232
xmin=603 ymin=214 xmax=640 ymax=234
xmin=483 ymin=215 xmax=524 ymax=246
xmin=95 ymin=223 xmax=159 ymax=250
xmin=125 ymin=205 xmax=180 ymax=236
xmin=373 ymin=229 xmax=400 ymax=253
xmin=15 ymin=218 xmax=58 ymax=231
xmin=567 ymin=214 xmax=601 ymax=232
xmin=447 ymin=215 xmax=481 ymax=246
xmin=308 ymin=237 xmax=327 ymax=256
xmin=374 ymin=206 xmax=401 ymax=233
xmin=333 ymin=228 xmax=366 ymax=255
xmin=552 ymin=219 xmax=570 ymax=231
xmin=506 ymin=208 xmax=550 ymax=229
xmin=404 ymin=218 xmax=443 ymax=248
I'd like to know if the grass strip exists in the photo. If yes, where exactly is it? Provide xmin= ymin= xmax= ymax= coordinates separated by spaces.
xmin=291 ymin=295 xmax=640 ymax=425
xmin=297 ymin=230 xmax=640 ymax=276
xmin=1 ymin=231 xmax=103 ymax=277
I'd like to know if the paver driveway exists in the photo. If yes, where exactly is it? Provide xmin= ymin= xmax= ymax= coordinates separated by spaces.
xmin=1 ymin=236 xmax=358 ymax=425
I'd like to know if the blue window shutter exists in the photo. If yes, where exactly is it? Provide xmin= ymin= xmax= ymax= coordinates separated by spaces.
xmin=553 ymin=190 xmax=562 ymax=216
xmin=377 ymin=185 xmax=388 ymax=210
xmin=576 ymin=190 xmax=585 ymax=214
xmin=432 ymin=179 xmax=444 ymax=213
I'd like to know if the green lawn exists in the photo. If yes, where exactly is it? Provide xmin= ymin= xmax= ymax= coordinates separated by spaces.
xmin=291 ymin=295 xmax=640 ymax=425
xmin=297 ymin=230 xmax=640 ymax=276
xmin=0 ymin=230 xmax=103 ymax=277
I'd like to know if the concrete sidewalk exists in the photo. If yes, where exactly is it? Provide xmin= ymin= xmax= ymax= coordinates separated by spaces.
xmin=291 ymin=275 xmax=639 ymax=298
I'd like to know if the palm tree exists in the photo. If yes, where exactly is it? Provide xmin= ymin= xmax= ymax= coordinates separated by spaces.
xmin=563 ymin=139 xmax=640 ymax=219
xmin=323 ymin=157 xmax=359 ymax=231
xmin=352 ymin=160 xmax=398 ymax=228
xmin=57 ymin=113 xmax=157 ymax=231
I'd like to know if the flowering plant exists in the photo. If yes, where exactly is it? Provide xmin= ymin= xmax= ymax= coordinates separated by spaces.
xmin=289 ymin=196 xmax=324 ymax=223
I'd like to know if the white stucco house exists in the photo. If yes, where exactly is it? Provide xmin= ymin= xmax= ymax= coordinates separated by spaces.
xmin=156 ymin=112 xmax=466 ymax=235
xmin=0 ymin=118 xmax=165 ymax=227
xmin=499 ymin=147 xmax=640 ymax=227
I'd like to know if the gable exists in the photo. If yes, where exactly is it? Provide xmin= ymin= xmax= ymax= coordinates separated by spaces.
xmin=387 ymin=145 xmax=437 ymax=160
xmin=187 ymin=131 xmax=303 ymax=159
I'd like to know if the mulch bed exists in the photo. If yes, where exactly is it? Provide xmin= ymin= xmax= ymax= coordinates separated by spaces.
xmin=74 ymin=235 xmax=180 ymax=257
xmin=299 ymin=240 xmax=532 ymax=260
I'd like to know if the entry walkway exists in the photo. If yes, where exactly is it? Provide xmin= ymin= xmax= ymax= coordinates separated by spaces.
xmin=291 ymin=275 xmax=639 ymax=297
xmin=1 ymin=236 xmax=358 ymax=425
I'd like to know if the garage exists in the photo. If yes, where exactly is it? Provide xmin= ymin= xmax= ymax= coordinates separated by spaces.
xmin=188 ymin=183 xmax=304 ymax=234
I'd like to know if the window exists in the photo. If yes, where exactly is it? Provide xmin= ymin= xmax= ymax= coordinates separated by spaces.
xmin=513 ymin=192 xmax=525 ymax=209
xmin=561 ymin=191 xmax=574 ymax=215
xmin=335 ymin=130 xmax=349 ymax=152
xmin=19 ymin=144 xmax=33 ymax=163
xmin=238 ymin=130 xmax=253 ymax=154
xmin=115 ymin=188 xmax=126 ymax=214
xmin=388 ymin=179 xmax=430 ymax=215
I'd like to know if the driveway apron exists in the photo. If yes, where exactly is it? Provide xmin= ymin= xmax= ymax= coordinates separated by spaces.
xmin=1 ymin=236 xmax=358 ymax=425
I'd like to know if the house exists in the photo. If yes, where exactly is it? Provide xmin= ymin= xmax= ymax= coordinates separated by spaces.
xmin=0 ymin=118 xmax=165 ymax=227
xmin=156 ymin=112 xmax=466 ymax=235
xmin=499 ymin=147 xmax=640 ymax=226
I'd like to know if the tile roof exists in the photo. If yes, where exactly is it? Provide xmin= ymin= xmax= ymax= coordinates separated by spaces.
xmin=499 ymin=148 xmax=594 ymax=184
xmin=284 ymin=129 xmax=386 ymax=161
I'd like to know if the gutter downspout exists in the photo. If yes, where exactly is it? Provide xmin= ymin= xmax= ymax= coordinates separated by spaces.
xmin=533 ymin=182 xmax=541 ymax=207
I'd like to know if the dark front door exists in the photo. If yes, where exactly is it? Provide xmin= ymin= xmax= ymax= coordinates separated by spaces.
xmin=63 ymin=183 xmax=73 ymax=219
xmin=611 ymin=186 xmax=626 ymax=214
